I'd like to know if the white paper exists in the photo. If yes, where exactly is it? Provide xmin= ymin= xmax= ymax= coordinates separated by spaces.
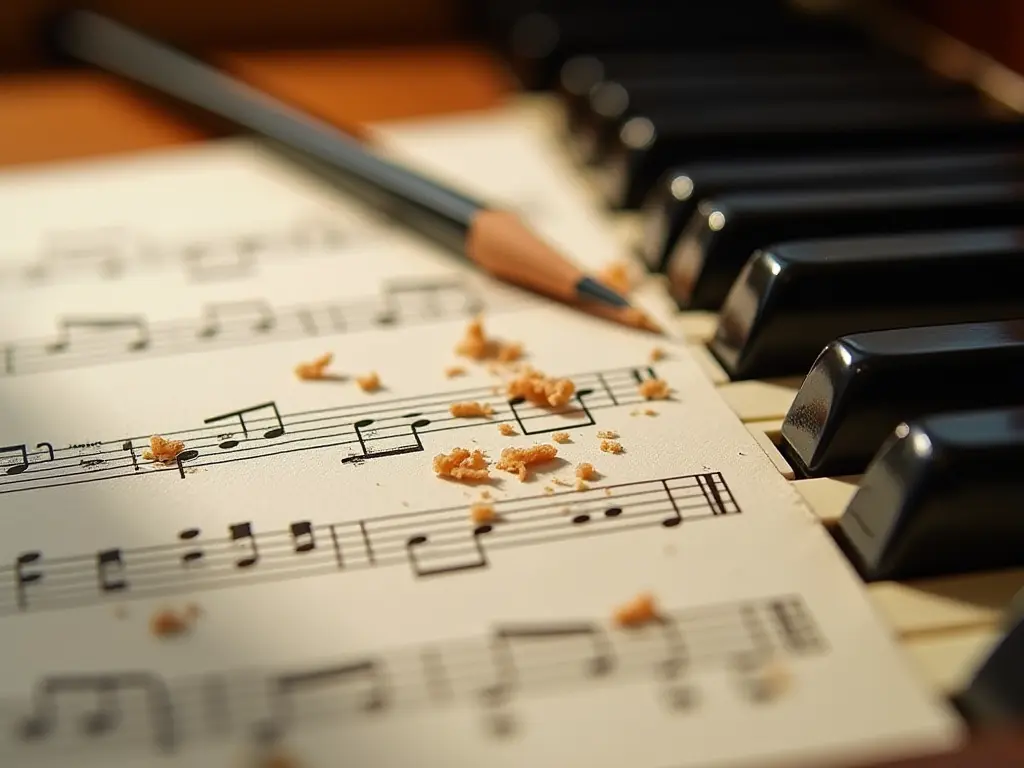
xmin=0 ymin=104 xmax=960 ymax=768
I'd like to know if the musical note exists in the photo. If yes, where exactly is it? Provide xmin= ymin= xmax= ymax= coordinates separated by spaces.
xmin=31 ymin=227 xmax=129 ymax=281
xmin=121 ymin=439 xmax=139 ymax=472
xmin=229 ymin=523 xmax=259 ymax=569
xmin=406 ymin=524 xmax=491 ymax=578
xmin=507 ymin=388 xmax=596 ymax=435
xmin=45 ymin=316 xmax=149 ymax=354
xmin=480 ymin=623 xmax=613 ymax=735
xmin=96 ymin=549 xmax=128 ymax=593
xmin=0 ymin=444 xmax=29 ymax=475
xmin=695 ymin=473 xmax=734 ymax=516
xmin=36 ymin=442 xmax=55 ymax=462
xmin=289 ymin=522 xmax=316 ymax=554
xmin=174 ymin=449 xmax=200 ymax=479
xmin=15 ymin=552 xmax=43 ymax=610
xmin=657 ymin=619 xmax=696 ymax=711
xmin=178 ymin=529 xmax=204 ymax=567
xmin=196 ymin=300 xmax=275 ymax=339
xmin=204 ymin=402 xmax=285 ymax=447
xmin=257 ymin=660 xmax=387 ymax=742
xmin=342 ymin=414 xmax=431 ymax=463
xmin=18 ymin=673 xmax=176 ymax=752
xmin=768 ymin=598 xmax=826 ymax=654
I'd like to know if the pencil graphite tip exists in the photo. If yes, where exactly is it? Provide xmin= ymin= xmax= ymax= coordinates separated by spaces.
xmin=575 ymin=276 xmax=629 ymax=307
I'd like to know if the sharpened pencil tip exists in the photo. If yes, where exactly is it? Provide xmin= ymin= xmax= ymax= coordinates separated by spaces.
xmin=576 ymin=276 xmax=629 ymax=307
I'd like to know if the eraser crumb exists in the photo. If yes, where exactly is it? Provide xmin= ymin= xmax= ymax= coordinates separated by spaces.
xmin=470 ymin=502 xmax=499 ymax=524
xmin=444 ymin=366 xmax=466 ymax=378
xmin=455 ymin=316 xmax=525 ymax=364
xmin=294 ymin=352 xmax=334 ymax=380
xmin=600 ymin=440 xmax=624 ymax=454
xmin=433 ymin=448 xmax=490 ymax=481
xmin=356 ymin=371 xmax=381 ymax=392
xmin=507 ymin=367 xmax=575 ymax=407
xmin=496 ymin=444 xmax=558 ymax=482
xmin=650 ymin=346 xmax=666 ymax=362
xmin=596 ymin=430 xmax=618 ymax=439
xmin=142 ymin=435 xmax=185 ymax=464
xmin=613 ymin=593 xmax=659 ymax=628
xmin=498 ymin=423 xmax=517 ymax=436
xmin=598 ymin=261 xmax=632 ymax=295
xmin=576 ymin=462 xmax=598 ymax=480
xmin=450 ymin=401 xmax=494 ymax=418
xmin=575 ymin=479 xmax=589 ymax=491
xmin=150 ymin=604 xmax=200 ymax=638
xmin=551 ymin=431 xmax=570 ymax=443
xmin=638 ymin=378 xmax=670 ymax=400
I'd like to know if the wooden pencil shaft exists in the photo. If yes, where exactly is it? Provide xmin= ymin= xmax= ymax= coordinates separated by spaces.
xmin=53 ymin=10 xmax=482 ymax=250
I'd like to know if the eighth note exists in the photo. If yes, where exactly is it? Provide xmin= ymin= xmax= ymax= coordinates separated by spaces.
xmin=204 ymin=402 xmax=285 ymax=446
xmin=46 ymin=316 xmax=149 ymax=354
xmin=0 ymin=444 xmax=29 ymax=475
xmin=290 ymin=522 xmax=316 ymax=554
xmin=229 ymin=522 xmax=259 ymax=569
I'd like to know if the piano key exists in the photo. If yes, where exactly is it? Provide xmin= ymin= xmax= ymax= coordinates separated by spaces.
xmin=904 ymin=625 xmax=1000 ymax=697
xmin=577 ymin=69 xmax=976 ymax=166
xmin=641 ymin=146 xmax=1024 ymax=272
xmin=677 ymin=184 xmax=1024 ymax=313
xmin=836 ymin=406 xmax=1024 ymax=581
xmin=718 ymin=377 xmax=802 ymax=422
xmin=507 ymin=5 xmax=868 ymax=90
xmin=779 ymin=321 xmax=1024 ymax=478
xmin=955 ymin=594 xmax=1024 ymax=723
xmin=601 ymin=100 xmax=1024 ymax=210
xmin=708 ymin=226 xmax=1024 ymax=378
xmin=869 ymin=568 xmax=1024 ymax=636
xmin=793 ymin=476 xmax=860 ymax=526
xmin=559 ymin=48 xmax=922 ymax=134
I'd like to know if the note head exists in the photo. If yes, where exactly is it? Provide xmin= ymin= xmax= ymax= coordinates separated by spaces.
xmin=411 ymin=419 xmax=431 ymax=429
xmin=263 ymin=427 xmax=284 ymax=439
xmin=128 ymin=339 xmax=149 ymax=352
xmin=575 ymin=388 xmax=594 ymax=398
xmin=19 ymin=716 xmax=50 ymax=741
xmin=81 ymin=710 xmax=115 ymax=736
xmin=408 ymin=535 xmax=428 ymax=547
xmin=354 ymin=419 xmax=374 ymax=429
xmin=374 ymin=312 xmax=397 ymax=326
xmin=662 ymin=517 xmax=682 ymax=528
xmin=254 ymin=319 xmax=274 ymax=333
xmin=604 ymin=507 xmax=622 ymax=518
xmin=588 ymin=656 xmax=613 ymax=677
xmin=17 ymin=551 xmax=42 ymax=565
xmin=508 ymin=396 xmax=526 ymax=406
xmin=5 ymin=464 xmax=28 ymax=476
xmin=402 ymin=412 xmax=422 ymax=419
xmin=473 ymin=525 xmax=493 ymax=536
xmin=176 ymin=449 xmax=200 ymax=464
xmin=196 ymin=327 xmax=217 ymax=340
xmin=219 ymin=439 xmax=239 ymax=449
xmin=571 ymin=514 xmax=590 ymax=525
xmin=45 ymin=342 xmax=68 ymax=354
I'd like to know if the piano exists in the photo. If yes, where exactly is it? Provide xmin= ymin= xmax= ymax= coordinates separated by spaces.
xmin=3 ymin=0 xmax=1024 ymax=765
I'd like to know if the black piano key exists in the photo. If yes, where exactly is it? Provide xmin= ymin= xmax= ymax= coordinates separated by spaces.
xmin=559 ymin=47 xmax=921 ymax=137
xmin=778 ymin=321 xmax=1024 ymax=478
xmin=956 ymin=596 xmax=1024 ymax=724
xmin=708 ymin=226 xmax=1024 ymax=379
xmin=641 ymin=147 xmax=1024 ymax=272
xmin=507 ymin=6 xmax=866 ymax=90
xmin=577 ymin=69 xmax=975 ymax=166
xmin=837 ymin=407 xmax=1024 ymax=581
xmin=601 ymin=100 xmax=1024 ymax=210
xmin=671 ymin=182 xmax=1024 ymax=312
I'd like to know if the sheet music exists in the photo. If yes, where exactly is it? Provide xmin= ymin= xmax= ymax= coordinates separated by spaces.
xmin=0 ymin=104 xmax=961 ymax=768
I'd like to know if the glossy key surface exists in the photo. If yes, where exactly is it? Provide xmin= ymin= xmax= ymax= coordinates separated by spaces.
xmin=671 ymin=183 xmax=1024 ymax=312
xmin=956 ymin=594 xmax=1024 ymax=724
xmin=601 ymin=100 xmax=1024 ymax=209
xmin=641 ymin=147 xmax=1024 ymax=272
xmin=558 ymin=48 xmax=919 ymax=133
xmin=578 ymin=69 xmax=974 ymax=165
xmin=779 ymin=321 xmax=1024 ymax=478
xmin=837 ymin=407 xmax=1024 ymax=582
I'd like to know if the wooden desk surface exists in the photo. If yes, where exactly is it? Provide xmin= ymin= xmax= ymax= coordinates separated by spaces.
xmin=0 ymin=44 xmax=513 ymax=167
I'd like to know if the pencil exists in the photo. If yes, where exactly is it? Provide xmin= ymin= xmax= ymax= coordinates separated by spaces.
xmin=48 ymin=10 xmax=661 ymax=334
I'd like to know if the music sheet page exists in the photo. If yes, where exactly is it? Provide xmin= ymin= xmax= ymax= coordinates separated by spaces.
xmin=0 ymin=105 xmax=960 ymax=768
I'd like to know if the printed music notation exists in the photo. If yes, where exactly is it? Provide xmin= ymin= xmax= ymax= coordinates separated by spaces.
xmin=0 ymin=277 xmax=514 ymax=378
xmin=0 ymin=596 xmax=826 ymax=760
xmin=4 ymin=472 xmax=738 ymax=616
xmin=0 ymin=216 xmax=368 ymax=287
xmin=0 ymin=366 xmax=664 ymax=495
